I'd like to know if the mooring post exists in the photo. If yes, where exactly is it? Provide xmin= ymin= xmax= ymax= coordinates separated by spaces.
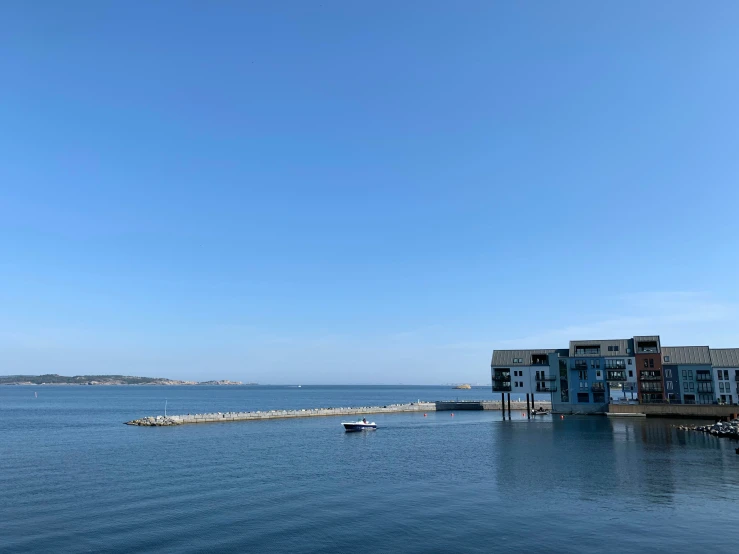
xmin=507 ymin=393 xmax=511 ymax=416
xmin=501 ymin=392 xmax=506 ymax=419
xmin=526 ymin=393 xmax=530 ymax=419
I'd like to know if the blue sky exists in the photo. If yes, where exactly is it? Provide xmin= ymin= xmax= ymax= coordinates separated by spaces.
xmin=2 ymin=2 xmax=739 ymax=384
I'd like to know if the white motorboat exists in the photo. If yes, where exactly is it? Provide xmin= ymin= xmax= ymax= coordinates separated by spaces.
xmin=531 ymin=409 xmax=550 ymax=416
xmin=342 ymin=419 xmax=377 ymax=432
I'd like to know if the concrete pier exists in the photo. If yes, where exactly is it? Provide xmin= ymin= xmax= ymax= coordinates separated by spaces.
xmin=125 ymin=400 xmax=553 ymax=426
xmin=607 ymin=403 xmax=739 ymax=419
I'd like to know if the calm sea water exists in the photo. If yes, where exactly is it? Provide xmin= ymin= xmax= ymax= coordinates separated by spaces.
xmin=1 ymin=385 xmax=738 ymax=553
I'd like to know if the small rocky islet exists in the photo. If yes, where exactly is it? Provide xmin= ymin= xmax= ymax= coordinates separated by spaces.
xmin=674 ymin=418 xmax=739 ymax=439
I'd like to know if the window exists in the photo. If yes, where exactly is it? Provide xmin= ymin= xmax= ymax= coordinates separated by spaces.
xmin=689 ymin=382 xmax=694 ymax=391
xmin=724 ymin=370 xmax=729 ymax=380
xmin=577 ymin=392 xmax=590 ymax=403
xmin=719 ymin=382 xmax=725 ymax=392
xmin=575 ymin=347 xmax=600 ymax=356
xmin=580 ymin=381 xmax=588 ymax=390
xmin=596 ymin=370 xmax=602 ymax=379
xmin=665 ymin=369 xmax=672 ymax=378
xmin=578 ymin=370 xmax=587 ymax=380
xmin=644 ymin=359 xmax=649 ymax=368
xmin=682 ymin=369 xmax=687 ymax=378
xmin=688 ymin=370 xmax=693 ymax=378
xmin=683 ymin=382 xmax=688 ymax=391
xmin=664 ymin=356 xmax=670 ymax=362
xmin=628 ymin=359 xmax=632 ymax=365
xmin=667 ymin=381 xmax=673 ymax=390
xmin=513 ymin=358 xmax=522 ymax=364
xmin=628 ymin=370 xmax=633 ymax=377
xmin=649 ymin=359 xmax=654 ymax=368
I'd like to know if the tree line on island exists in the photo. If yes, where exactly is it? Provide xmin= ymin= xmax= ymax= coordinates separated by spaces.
xmin=0 ymin=374 xmax=252 ymax=386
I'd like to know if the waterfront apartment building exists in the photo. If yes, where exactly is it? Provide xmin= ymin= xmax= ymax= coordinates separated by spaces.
xmin=491 ymin=335 xmax=739 ymax=414
xmin=710 ymin=349 xmax=739 ymax=406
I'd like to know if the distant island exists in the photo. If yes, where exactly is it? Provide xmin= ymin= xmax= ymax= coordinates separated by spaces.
xmin=453 ymin=384 xmax=472 ymax=390
xmin=0 ymin=374 xmax=249 ymax=386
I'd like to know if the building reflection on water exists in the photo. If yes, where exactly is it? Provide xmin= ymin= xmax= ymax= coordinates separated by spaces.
xmin=490 ymin=415 xmax=739 ymax=510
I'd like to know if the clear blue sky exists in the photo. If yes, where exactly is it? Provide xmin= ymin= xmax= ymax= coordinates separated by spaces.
xmin=2 ymin=2 xmax=739 ymax=384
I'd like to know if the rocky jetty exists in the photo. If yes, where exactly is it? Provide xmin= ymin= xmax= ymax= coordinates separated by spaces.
xmin=125 ymin=403 xmax=436 ymax=426
xmin=127 ymin=416 xmax=183 ymax=426
xmin=674 ymin=418 xmax=739 ymax=439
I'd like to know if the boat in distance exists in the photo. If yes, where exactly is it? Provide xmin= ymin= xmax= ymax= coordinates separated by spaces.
xmin=342 ymin=418 xmax=377 ymax=432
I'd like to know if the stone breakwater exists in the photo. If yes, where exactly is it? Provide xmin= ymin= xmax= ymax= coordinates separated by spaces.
xmin=675 ymin=418 xmax=739 ymax=439
xmin=126 ymin=402 xmax=437 ymax=427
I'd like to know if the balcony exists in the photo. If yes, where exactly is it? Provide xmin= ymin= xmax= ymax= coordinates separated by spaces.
xmin=591 ymin=383 xmax=606 ymax=392
xmin=640 ymin=374 xmax=662 ymax=381
xmin=696 ymin=374 xmax=712 ymax=382
xmin=493 ymin=381 xmax=512 ymax=392
xmin=535 ymin=375 xmax=557 ymax=381
xmin=536 ymin=384 xmax=558 ymax=393
xmin=641 ymin=384 xmax=663 ymax=393
xmin=607 ymin=372 xmax=626 ymax=381
xmin=575 ymin=349 xmax=600 ymax=356
xmin=636 ymin=341 xmax=659 ymax=354
xmin=573 ymin=363 xmax=588 ymax=370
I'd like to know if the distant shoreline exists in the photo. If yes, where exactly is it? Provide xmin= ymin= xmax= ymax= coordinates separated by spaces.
xmin=0 ymin=374 xmax=252 ymax=386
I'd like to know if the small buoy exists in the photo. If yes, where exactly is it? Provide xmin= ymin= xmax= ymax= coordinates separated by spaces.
xmin=451 ymin=413 xmax=454 ymax=417
xmin=424 ymin=413 xmax=427 ymax=417
xmin=560 ymin=415 xmax=564 ymax=420
xmin=522 ymin=412 xmax=526 ymax=417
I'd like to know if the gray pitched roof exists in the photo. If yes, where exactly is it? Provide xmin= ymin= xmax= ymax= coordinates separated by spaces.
xmin=569 ymin=339 xmax=631 ymax=357
xmin=661 ymin=346 xmax=711 ymax=365
xmin=710 ymin=348 xmax=739 ymax=368
xmin=491 ymin=349 xmax=556 ymax=366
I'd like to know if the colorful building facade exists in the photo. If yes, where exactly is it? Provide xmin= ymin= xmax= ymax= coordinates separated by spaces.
xmin=491 ymin=336 xmax=738 ymax=414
